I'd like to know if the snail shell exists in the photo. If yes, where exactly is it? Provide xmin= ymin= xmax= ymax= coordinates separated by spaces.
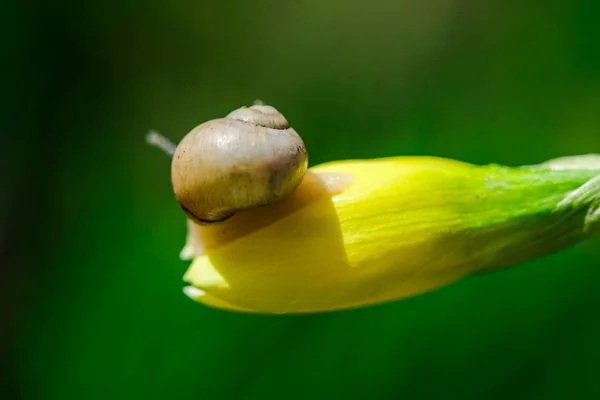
xmin=171 ymin=104 xmax=308 ymax=224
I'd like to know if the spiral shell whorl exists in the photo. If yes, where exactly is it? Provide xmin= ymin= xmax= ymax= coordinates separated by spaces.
xmin=225 ymin=105 xmax=290 ymax=129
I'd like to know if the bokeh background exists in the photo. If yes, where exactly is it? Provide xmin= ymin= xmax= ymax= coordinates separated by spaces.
xmin=3 ymin=1 xmax=600 ymax=399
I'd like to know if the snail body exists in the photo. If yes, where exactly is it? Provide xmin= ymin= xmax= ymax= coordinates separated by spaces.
xmin=171 ymin=104 xmax=308 ymax=223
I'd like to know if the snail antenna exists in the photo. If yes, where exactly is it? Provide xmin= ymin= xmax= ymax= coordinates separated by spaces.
xmin=146 ymin=130 xmax=176 ymax=158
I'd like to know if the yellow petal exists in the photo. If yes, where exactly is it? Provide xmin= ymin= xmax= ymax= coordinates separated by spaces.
xmin=183 ymin=157 xmax=481 ymax=314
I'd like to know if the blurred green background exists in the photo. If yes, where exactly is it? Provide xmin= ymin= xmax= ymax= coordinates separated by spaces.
xmin=3 ymin=1 xmax=600 ymax=399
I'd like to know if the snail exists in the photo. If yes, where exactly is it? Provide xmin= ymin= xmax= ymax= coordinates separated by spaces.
xmin=148 ymin=102 xmax=310 ymax=224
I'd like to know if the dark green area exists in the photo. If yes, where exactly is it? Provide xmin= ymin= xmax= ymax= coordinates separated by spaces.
xmin=3 ymin=1 xmax=600 ymax=399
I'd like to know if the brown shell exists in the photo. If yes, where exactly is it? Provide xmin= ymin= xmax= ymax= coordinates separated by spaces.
xmin=171 ymin=105 xmax=308 ymax=223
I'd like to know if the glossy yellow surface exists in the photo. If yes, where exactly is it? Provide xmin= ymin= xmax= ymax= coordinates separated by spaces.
xmin=181 ymin=156 xmax=600 ymax=314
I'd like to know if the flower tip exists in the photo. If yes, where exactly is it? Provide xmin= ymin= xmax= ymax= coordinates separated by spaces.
xmin=183 ymin=285 xmax=205 ymax=300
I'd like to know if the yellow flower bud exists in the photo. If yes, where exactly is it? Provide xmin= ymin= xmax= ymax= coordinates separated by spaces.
xmin=180 ymin=155 xmax=600 ymax=314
